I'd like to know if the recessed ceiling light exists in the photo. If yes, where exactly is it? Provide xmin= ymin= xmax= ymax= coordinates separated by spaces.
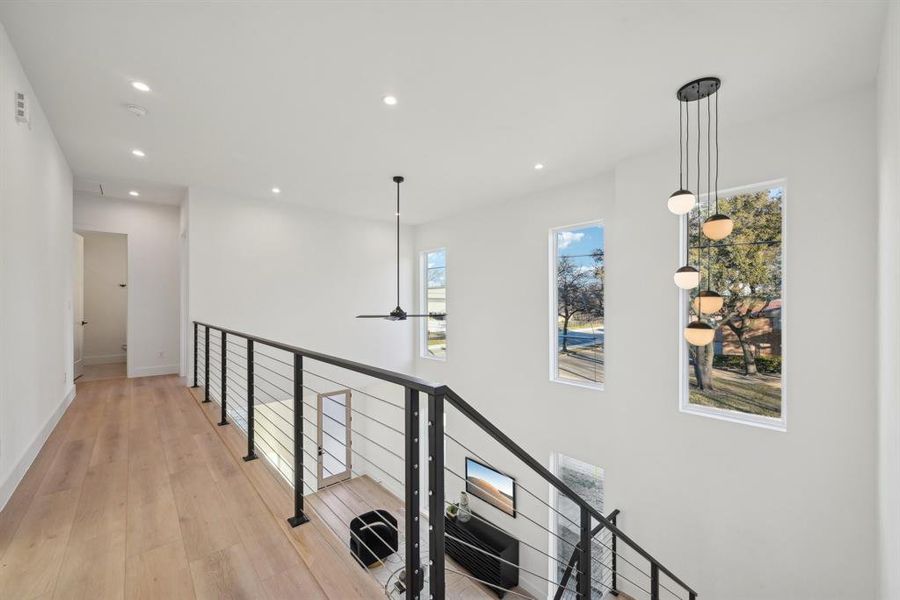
xmin=382 ymin=95 xmax=398 ymax=106
xmin=131 ymin=148 xmax=146 ymax=157
xmin=271 ymin=187 xmax=281 ymax=194
xmin=131 ymin=81 xmax=151 ymax=92
xmin=534 ymin=163 xmax=544 ymax=170
xmin=129 ymin=190 xmax=140 ymax=197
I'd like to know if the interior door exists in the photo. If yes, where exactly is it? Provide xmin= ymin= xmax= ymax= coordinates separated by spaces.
xmin=73 ymin=233 xmax=84 ymax=380
xmin=317 ymin=390 xmax=351 ymax=488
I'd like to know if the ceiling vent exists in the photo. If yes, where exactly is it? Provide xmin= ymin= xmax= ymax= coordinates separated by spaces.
xmin=126 ymin=103 xmax=148 ymax=117
xmin=14 ymin=91 xmax=29 ymax=124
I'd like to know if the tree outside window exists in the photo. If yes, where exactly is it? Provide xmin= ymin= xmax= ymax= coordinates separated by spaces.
xmin=553 ymin=224 xmax=605 ymax=386
xmin=685 ymin=186 xmax=784 ymax=422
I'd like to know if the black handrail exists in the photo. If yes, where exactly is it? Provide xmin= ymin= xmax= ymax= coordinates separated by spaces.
xmin=194 ymin=321 xmax=444 ymax=395
xmin=192 ymin=321 xmax=697 ymax=599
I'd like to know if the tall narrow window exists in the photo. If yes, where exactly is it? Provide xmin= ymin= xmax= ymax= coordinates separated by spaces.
xmin=421 ymin=248 xmax=446 ymax=359
xmin=551 ymin=454 xmax=606 ymax=599
xmin=681 ymin=182 xmax=785 ymax=429
xmin=551 ymin=223 xmax=605 ymax=387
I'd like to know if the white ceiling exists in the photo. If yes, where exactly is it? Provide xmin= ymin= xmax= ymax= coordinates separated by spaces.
xmin=74 ymin=176 xmax=184 ymax=206
xmin=0 ymin=1 xmax=887 ymax=222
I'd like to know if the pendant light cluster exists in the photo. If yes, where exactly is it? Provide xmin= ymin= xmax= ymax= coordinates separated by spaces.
xmin=668 ymin=77 xmax=733 ymax=346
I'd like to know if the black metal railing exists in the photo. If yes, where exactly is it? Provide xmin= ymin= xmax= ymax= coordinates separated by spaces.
xmin=192 ymin=321 xmax=697 ymax=600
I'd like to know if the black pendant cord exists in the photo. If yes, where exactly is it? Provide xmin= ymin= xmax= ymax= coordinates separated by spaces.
xmin=696 ymin=93 xmax=702 ymax=302
xmin=715 ymin=88 xmax=720 ymax=214
xmin=395 ymin=178 xmax=400 ymax=308
xmin=678 ymin=101 xmax=684 ymax=189
xmin=707 ymin=94 xmax=712 ymax=293
xmin=685 ymin=98 xmax=690 ymax=192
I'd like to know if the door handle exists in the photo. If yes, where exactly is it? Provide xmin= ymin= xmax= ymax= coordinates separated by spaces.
xmin=81 ymin=320 xmax=88 ymax=326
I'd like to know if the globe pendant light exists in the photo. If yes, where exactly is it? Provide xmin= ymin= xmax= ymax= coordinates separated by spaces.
xmin=702 ymin=89 xmax=733 ymax=240
xmin=667 ymin=101 xmax=695 ymax=215
xmin=702 ymin=213 xmax=733 ymax=240
xmin=674 ymin=265 xmax=701 ymax=290
xmin=684 ymin=321 xmax=715 ymax=346
xmin=692 ymin=290 xmax=723 ymax=315
xmin=672 ymin=77 xmax=724 ymax=347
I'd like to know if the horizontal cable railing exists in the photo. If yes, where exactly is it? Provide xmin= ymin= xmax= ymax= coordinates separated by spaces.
xmin=191 ymin=321 xmax=697 ymax=600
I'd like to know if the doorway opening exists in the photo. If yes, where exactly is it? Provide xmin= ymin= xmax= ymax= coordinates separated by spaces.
xmin=74 ymin=231 xmax=128 ymax=381
xmin=317 ymin=389 xmax=352 ymax=488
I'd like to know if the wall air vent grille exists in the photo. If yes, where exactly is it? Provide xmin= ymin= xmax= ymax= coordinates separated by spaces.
xmin=14 ymin=91 xmax=28 ymax=124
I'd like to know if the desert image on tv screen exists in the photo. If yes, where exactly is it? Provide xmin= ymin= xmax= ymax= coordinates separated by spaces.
xmin=466 ymin=458 xmax=515 ymax=516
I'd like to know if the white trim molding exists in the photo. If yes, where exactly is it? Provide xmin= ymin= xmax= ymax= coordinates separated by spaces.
xmin=129 ymin=364 xmax=180 ymax=378
xmin=677 ymin=179 xmax=788 ymax=432
xmin=0 ymin=385 xmax=76 ymax=510
xmin=548 ymin=219 xmax=606 ymax=391
xmin=83 ymin=353 xmax=126 ymax=366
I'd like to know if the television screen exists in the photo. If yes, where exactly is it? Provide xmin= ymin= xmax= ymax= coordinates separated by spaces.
xmin=465 ymin=457 xmax=516 ymax=517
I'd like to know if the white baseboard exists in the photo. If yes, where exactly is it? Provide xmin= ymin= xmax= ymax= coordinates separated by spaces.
xmin=83 ymin=353 xmax=126 ymax=366
xmin=0 ymin=385 xmax=76 ymax=511
xmin=129 ymin=364 xmax=180 ymax=378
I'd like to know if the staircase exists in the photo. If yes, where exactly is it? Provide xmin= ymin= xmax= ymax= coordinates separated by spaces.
xmin=192 ymin=321 xmax=698 ymax=600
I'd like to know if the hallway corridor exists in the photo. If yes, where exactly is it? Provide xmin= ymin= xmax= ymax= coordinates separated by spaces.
xmin=0 ymin=375 xmax=328 ymax=599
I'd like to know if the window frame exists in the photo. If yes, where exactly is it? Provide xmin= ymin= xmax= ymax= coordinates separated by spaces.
xmin=419 ymin=247 xmax=447 ymax=361
xmin=677 ymin=179 xmax=788 ymax=431
xmin=548 ymin=220 xmax=605 ymax=390
xmin=547 ymin=452 xmax=606 ymax=598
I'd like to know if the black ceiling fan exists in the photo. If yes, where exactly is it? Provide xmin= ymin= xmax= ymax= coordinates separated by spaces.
xmin=356 ymin=176 xmax=447 ymax=322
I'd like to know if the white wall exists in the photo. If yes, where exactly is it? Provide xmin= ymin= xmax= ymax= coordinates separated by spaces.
xmin=80 ymin=231 xmax=128 ymax=365
xmin=187 ymin=186 xmax=415 ymax=374
xmin=74 ymin=194 xmax=181 ymax=377
xmin=0 ymin=23 xmax=74 ymax=509
xmin=186 ymin=187 xmax=418 ymax=496
xmin=414 ymin=91 xmax=878 ymax=599
xmin=877 ymin=3 xmax=900 ymax=598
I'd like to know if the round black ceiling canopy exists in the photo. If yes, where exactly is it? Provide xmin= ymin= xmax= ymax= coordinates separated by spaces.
xmin=676 ymin=77 xmax=721 ymax=102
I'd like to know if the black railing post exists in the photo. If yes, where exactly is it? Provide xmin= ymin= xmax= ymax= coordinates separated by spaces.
xmin=203 ymin=326 xmax=210 ymax=402
xmin=218 ymin=331 xmax=228 ymax=425
xmin=577 ymin=505 xmax=592 ymax=599
xmin=651 ymin=564 xmax=660 ymax=600
xmin=288 ymin=352 xmax=310 ymax=527
xmin=405 ymin=388 xmax=421 ymax=599
xmin=192 ymin=321 xmax=198 ymax=387
xmin=610 ymin=511 xmax=618 ymax=594
xmin=428 ymin=392 xmax=446 ymax=600
xmin=243 ymin=339 xmax=257 ymax=461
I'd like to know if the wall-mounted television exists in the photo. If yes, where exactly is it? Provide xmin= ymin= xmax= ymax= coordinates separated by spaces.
xmin=465 ymin=457 xmax=516 ymax=517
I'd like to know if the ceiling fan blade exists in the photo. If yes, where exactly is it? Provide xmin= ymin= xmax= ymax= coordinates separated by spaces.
xmin=405 ymin=313 xmax=447 ymax=320
xmin=356 ymin=314 xmax=391 ymax=319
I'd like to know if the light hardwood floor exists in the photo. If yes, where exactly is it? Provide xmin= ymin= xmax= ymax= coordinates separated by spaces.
xmin=0 ymin=375 xmax=622 ymax=600
xmin=0 ymin=375 xmax=330 ymax=599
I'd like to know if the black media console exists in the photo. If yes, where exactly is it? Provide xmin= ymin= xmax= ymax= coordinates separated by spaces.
xmin=445 ymin=512 xmax=519 ymax=598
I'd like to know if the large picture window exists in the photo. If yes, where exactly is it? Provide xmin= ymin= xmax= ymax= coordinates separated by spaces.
xmin=551 ymin=223 xmax=605 ymax=387
xmin=681 ymin=182 xmax=785 ymax=429
xmin=421 ymin=248 xmax=447 ymax=359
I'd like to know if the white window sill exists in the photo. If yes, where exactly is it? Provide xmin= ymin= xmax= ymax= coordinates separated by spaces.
xmin=550 ymin=377 xmax=604 ymax=392
xmin=680 ymin=402 xmax=787 ymax=432
xmin=419 ymin=354 xmax=446 ymax=363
